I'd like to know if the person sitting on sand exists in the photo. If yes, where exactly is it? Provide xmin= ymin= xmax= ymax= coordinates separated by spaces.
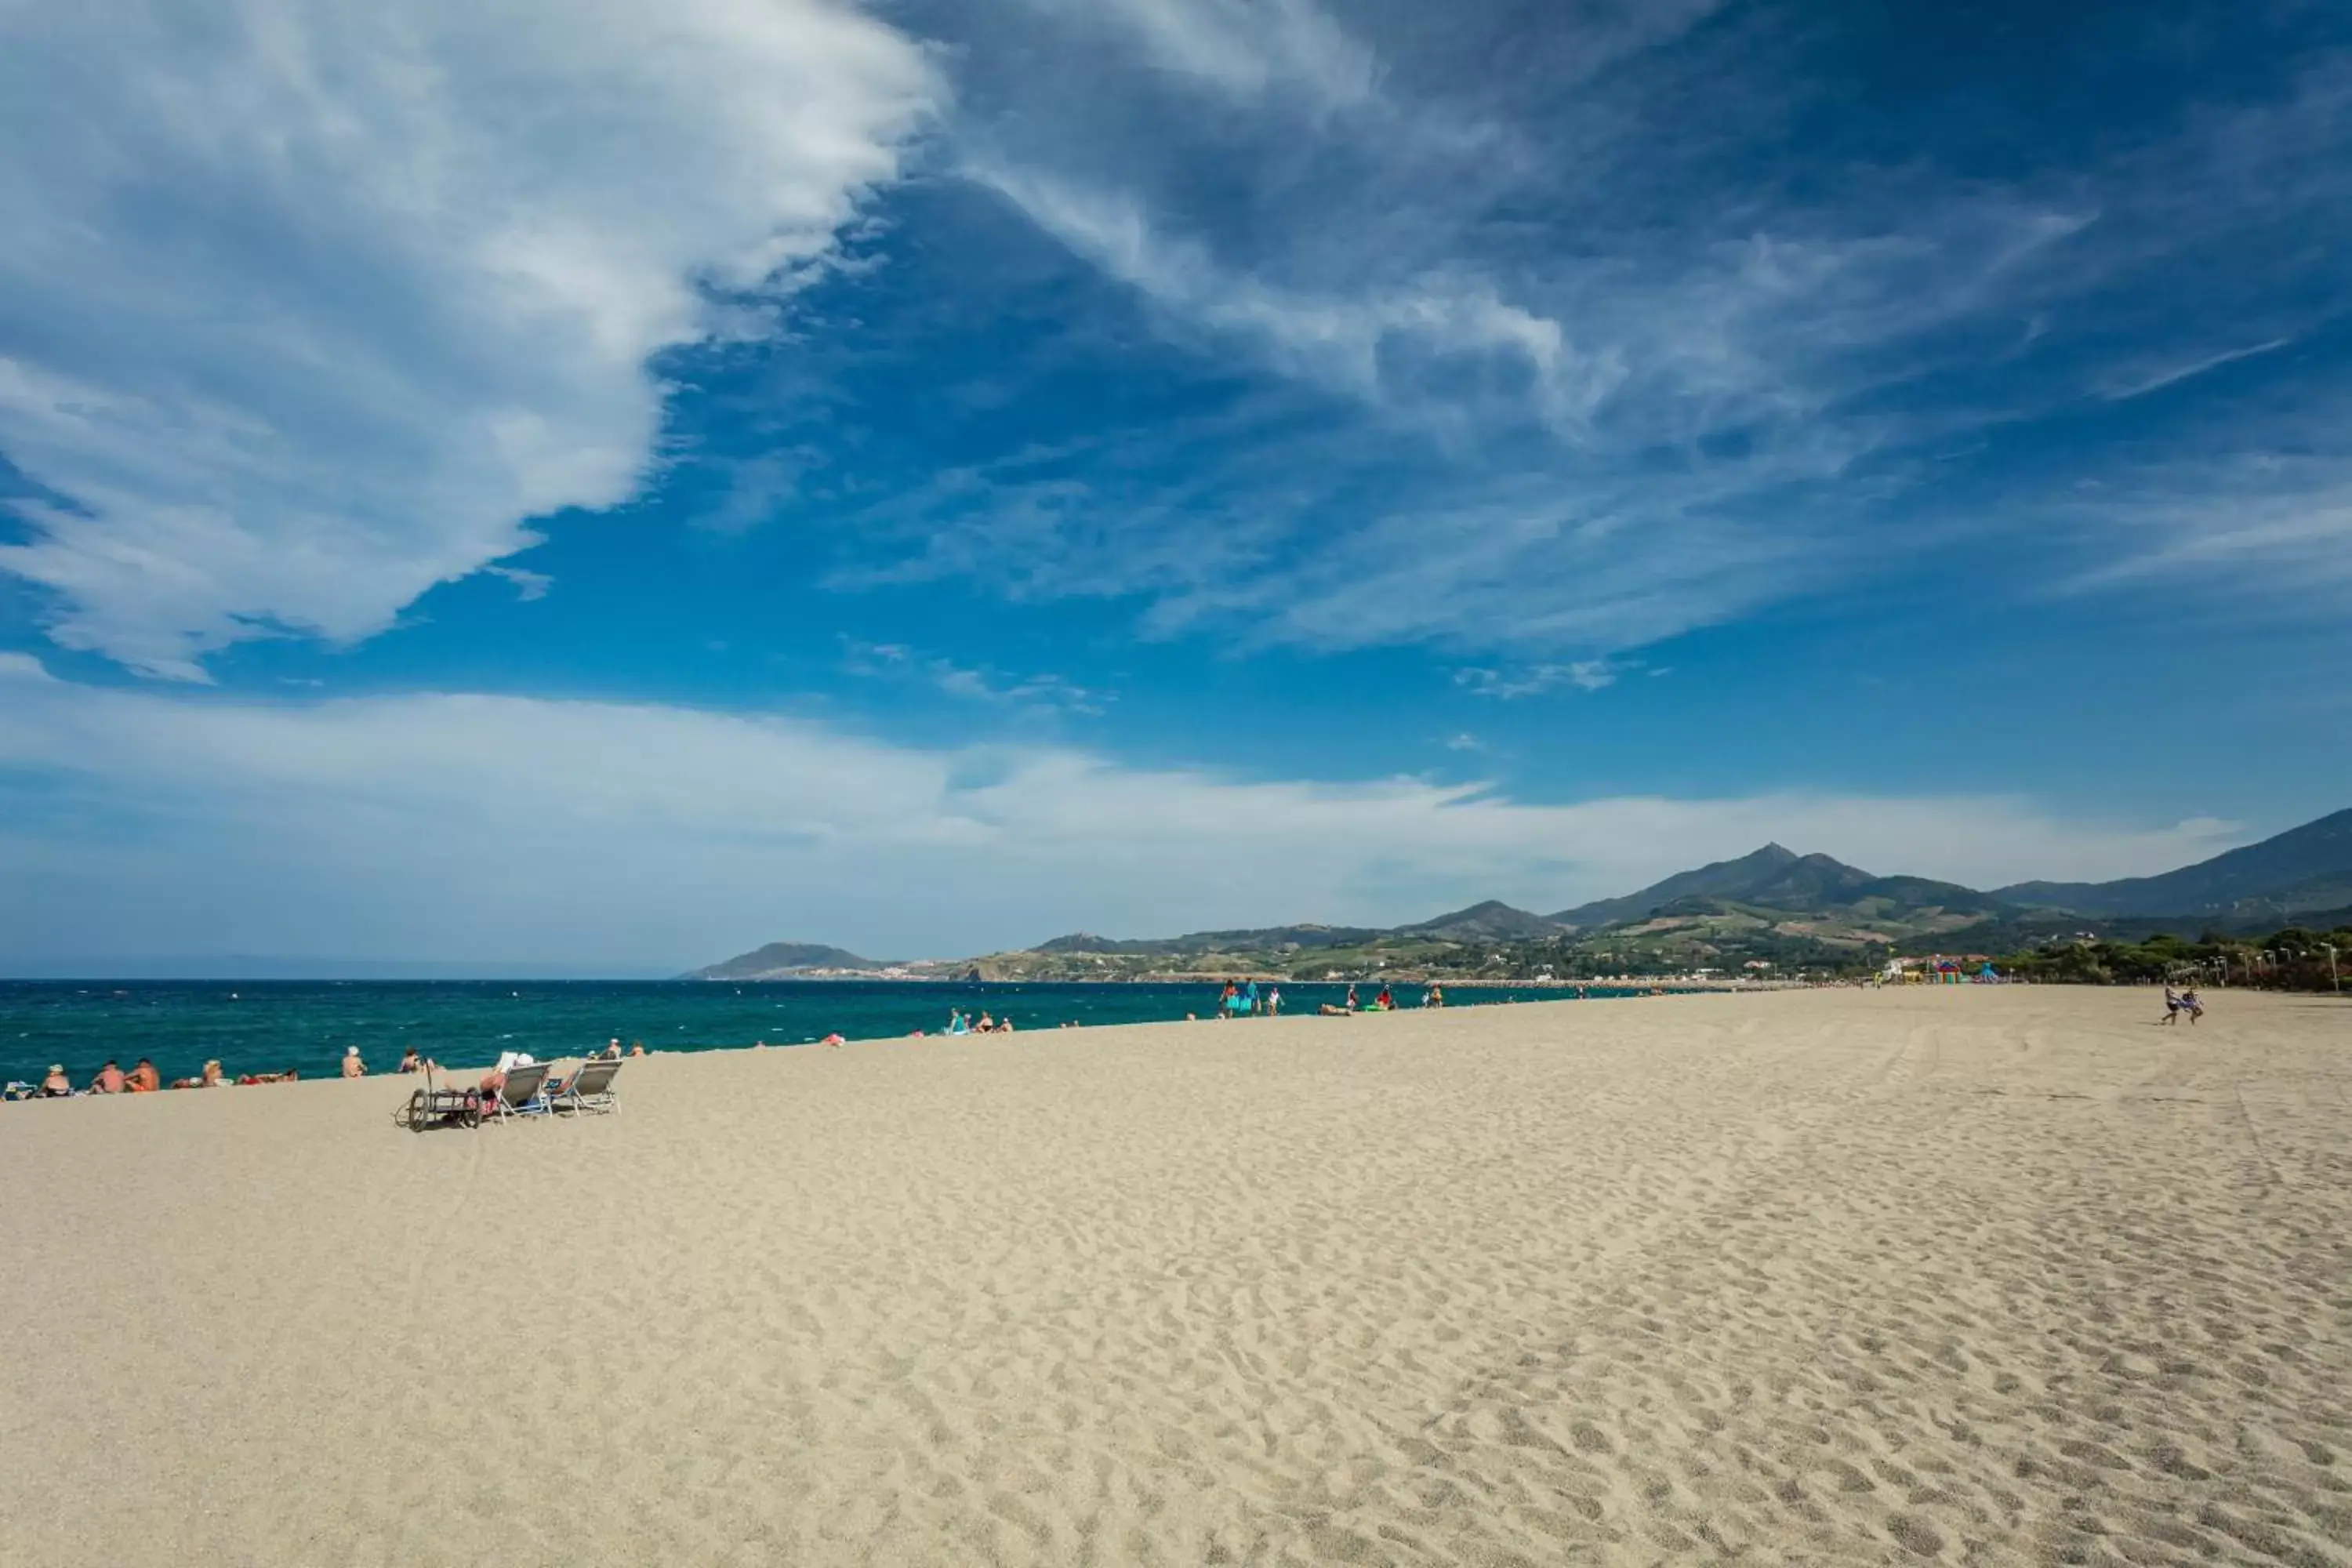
xmin=90 ymin=1059 xmax=125 ymax=1094
xmin=1374 ymin=986 xmax=1394 ymax=1011
xmin=996 ymin=1016 xmax=1014 ymax=1033
xmin=125 ymin=1058 xmax=160 ymax=1093
xmin=341 ymin=1046 xmax=366 ymax=1078
xmin=822 ymin=1032 xmax=846 ymax=1048
xmin=40 ymin=1063 xmax=73 ymax=1097
xmin=947 ymin=1010 xmax=971 ymax=1036
xmin=397 ymin=1047 xmax=423 ymax=1073
xmin=628 ymin=1040 xmax=646 ymax=1058
xmin=601 ymin=1040 xmax=623 ymax=1060
xmin=975 ymin=1011 xmax=996 ymax=1033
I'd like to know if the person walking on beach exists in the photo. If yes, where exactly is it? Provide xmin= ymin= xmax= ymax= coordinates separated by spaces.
xmin=1345 ymin=984 xmax=1359 ymax=1012
xmin=1243 ymin=979 xmax=1259 ymax=1017
xmin=2181 ymin=987 xmax=2204 ymax=1024
xmin=1265 ymin=986 xmax=1283 ymax=1017
xmin=2161 ymin=985 xmax=2183 ymax=1024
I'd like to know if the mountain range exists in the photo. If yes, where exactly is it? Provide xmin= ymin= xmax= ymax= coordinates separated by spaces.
xmin=691 ymin=808 xmax=2352 ymax=979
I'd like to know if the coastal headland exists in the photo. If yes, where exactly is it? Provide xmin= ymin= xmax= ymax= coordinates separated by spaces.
xmin=2 ymin=987 xmax=2344 ymax=1566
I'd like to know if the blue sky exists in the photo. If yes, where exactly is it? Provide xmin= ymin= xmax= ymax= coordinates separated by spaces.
xmin=2 ymin=0 xmax=2347 ymax=968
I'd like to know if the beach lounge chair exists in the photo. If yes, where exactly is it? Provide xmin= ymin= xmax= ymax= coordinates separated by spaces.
xmin=487 ymin=1060 xmax=554 ymax=1122
xmin=399 ymin=1085 xmax=482 ymax=1131
xmin=550 ymin=1057 xmax=621 ymax=1116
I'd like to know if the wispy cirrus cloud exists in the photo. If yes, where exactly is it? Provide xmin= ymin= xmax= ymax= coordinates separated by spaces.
xmin=0 ymin=0 xmax=937 ymax=677
xmin=842 ymin=638 xmax=1106 ymax=715
xmin=1010 ymin=0 xmax=1375 ymax=111
xmin=910 ymin=8 xmax=2352 ymax=659
xmin=2097 ymin=338 xmax=2296 ymax=403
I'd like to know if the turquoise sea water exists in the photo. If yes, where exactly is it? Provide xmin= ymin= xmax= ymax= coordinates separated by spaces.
xmin=0 ymin=979 xmax=1642 ymax=1090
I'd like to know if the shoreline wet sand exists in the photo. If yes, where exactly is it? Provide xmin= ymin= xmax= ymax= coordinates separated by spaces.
xmin=2 ymin=987 xmax=2345 ymax=1566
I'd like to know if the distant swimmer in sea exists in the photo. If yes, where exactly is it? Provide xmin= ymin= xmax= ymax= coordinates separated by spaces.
xmin=125 ymin=1058 xmax=161 ymax=1093
xmin=341 ymin=1047 xmax=367 ymax=1078
xmin=90 ymin=1059 xmax=125 ymax=1094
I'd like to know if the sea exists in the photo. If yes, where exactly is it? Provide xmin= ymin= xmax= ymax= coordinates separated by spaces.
xmin=0 ymin=978 xmax=1647 ymax=1089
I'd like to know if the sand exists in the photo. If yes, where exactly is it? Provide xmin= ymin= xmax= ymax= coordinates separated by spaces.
xmin=2 ymin=987 xmax=2347 ymax=1567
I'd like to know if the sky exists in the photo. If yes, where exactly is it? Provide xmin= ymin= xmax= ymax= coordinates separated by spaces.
xmin=2 ymin=0 xmax=2348 ymax=971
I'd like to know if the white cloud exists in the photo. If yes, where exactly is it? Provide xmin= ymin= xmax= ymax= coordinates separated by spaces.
xmin=2098 ymin=337 xmax=2294 ymax=402
xmin=0 ymin=659 xmax=2247 ymax=966
xmin=0 ymin=0 xmax=937 ymax=677
xmin=482 ymin=565 xmax=554 ymax=603
xmin=972 ymin=168 xmax=1622 ymax=435
xmin=841 ymin=637 xmax=1105 ymax=714
xmin=1455 ymin=660 xmax=1627 ymax=699
xmin=1012 ymin=0 xmax=1375 ymax=111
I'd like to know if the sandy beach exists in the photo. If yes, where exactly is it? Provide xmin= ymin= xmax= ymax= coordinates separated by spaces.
xmin=2 ymin=987 xmax=2346 ymax=1566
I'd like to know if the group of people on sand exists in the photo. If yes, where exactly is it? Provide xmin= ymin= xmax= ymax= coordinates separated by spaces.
xmin=1308 ymin=982 xmax=1446 ymax=1017
xmin=1214 ymin=980 xmax=1285 ymax=1018
xmin=21 ymin=1056 xmax=252 ymax=1098
xmin=944 ymin=1008 xmax=1014 ymax=1035
xmin=14 ymin=1035 xmax=651 ymax=1102
xmin=2161 ymin=985 xmax=2206 ymax=1025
